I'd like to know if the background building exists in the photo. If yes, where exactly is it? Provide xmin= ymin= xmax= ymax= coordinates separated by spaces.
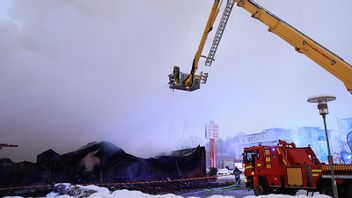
xmin=206 ymin=118 xmax=352 ymax=168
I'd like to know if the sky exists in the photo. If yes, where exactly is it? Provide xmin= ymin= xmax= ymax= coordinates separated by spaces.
xmin=0 ymin=0 xmax=351 ymax=162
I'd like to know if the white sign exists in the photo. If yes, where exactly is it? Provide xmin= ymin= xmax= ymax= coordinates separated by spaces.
xmin=206 ymin=123 xmax=219 ymax=139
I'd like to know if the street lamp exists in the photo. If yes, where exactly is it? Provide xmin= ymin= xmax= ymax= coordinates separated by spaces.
xmin=307 ymin=95 xmax=338 ymax=198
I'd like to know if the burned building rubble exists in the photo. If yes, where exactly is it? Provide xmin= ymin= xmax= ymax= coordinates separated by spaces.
xmin=0 ymin=141 xmax=206 ymax=187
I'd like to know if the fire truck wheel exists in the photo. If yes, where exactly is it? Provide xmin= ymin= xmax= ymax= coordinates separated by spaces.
xmin=253 ymin=185 xmax=265 ymax=196
xmin=319 ymin=182 xmax=333 ymax=197
xmin=253 ymin=181 xmax=270 ymax=195
xmin=285 ymin=189 xmax=297 ymax=196
xmin=344 ymin=182 xmax=352 ymax=197
xmin=274 ymin=188 xmax=296 ymax=195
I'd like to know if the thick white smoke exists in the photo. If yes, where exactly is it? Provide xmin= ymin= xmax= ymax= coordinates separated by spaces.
xmin=0 ymin=0 xmax=351 ymax=162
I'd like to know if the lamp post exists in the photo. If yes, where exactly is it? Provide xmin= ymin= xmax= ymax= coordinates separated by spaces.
xmin=308 ymin=95 xmax=338 ymax=198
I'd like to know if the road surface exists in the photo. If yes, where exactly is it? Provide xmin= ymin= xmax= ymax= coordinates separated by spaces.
xmin=180 ymin=175 xmax=255 ymax=198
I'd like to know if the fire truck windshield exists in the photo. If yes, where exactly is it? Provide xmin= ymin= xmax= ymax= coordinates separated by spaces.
xmin=243 ymin=151 xmax=257 ymax=163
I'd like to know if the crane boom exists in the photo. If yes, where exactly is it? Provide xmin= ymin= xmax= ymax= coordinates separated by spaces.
xmin=236 ymin=0 xmax=352 ymax=94
xmin=169 ymin=0 xmax=352 ymax=95
xmin=169 ymin=0 xmax=221 ymax=91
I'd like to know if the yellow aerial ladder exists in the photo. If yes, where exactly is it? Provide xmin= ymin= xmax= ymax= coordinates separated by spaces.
xmin=168 ymin=0 xmax=352 ymax=94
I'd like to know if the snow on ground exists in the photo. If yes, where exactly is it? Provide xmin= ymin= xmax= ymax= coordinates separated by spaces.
xmin=50 ymin=189 xmax=331 ymax=198
xmin=32 ymin=184 xmax=331 ymax=198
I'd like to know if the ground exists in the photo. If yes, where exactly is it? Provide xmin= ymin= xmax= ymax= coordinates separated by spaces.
xmin=18 ymin=175 xmax=330 ymax=198
xmin=180 ymin=175 xmax=253 ymax=198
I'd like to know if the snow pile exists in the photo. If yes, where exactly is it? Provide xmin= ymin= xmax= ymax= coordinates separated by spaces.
xmin=47 ymin=183 xmax=110 ymax=197
xmin=111 ymin=190 xmax=183 ymax=198
xmin=42 ymin=184 xmax=332 ymax=198
xmin=47 ymin=185 xmax=185 ymax=198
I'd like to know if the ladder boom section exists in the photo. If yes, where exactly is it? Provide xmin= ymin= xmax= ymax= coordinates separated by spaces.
xmin=169 ymin=0 xmax=220 ymax=91
xmin=206 ymin=0 xmax=235 ymax=66
xmin=184 ymin=0 xmax=221 ymax=87
xmin=236 ymin=0 xmax=352 ymax=94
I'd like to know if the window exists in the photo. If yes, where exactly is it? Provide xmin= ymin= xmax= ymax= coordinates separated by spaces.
xmin=243 ymin=151 xmax=256 ymax=163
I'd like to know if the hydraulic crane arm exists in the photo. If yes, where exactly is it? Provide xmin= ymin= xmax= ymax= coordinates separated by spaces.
xmin=169 ymin=0 xmax=352 ymax=94
xmin=185 ymin=0 xmax=220 ymax=85
xmin=236 ymin=0 xmax=352 ymax=94
xmin=168 ymin=0 xmax=222 ymax=91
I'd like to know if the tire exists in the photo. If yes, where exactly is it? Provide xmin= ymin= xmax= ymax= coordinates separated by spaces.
xmin=319 ymin=182 xmax=333 ymax=197
xmin=342 ymin=182 xmax=352 ymax=198
xmin=245 ymin=176 xmax=253 ymax=189
xmin=285 ymin=189 xmax=297 ymax=196
xmin=254 ymin=185 xmax=265 ymax=196
xmin=274 ymin=188 xmax=296 ymax=196
xmin=254 ymin=179 xmax=271 ymax=195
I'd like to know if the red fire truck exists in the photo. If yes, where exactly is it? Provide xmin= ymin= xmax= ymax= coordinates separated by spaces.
xmin=243 ymin=140 xmax=352 ymax=197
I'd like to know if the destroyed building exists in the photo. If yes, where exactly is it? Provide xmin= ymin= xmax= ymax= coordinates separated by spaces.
xmin=0 ymin=141 xmax=206 ymax=187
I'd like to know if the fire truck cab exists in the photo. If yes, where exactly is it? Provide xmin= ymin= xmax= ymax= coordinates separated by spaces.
xmin=243 ymin=140 xmax=352 ymax=197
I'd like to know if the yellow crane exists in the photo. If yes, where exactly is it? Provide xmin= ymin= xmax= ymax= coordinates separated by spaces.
xmin=168 ymin=0 xmax=352 ymax=94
